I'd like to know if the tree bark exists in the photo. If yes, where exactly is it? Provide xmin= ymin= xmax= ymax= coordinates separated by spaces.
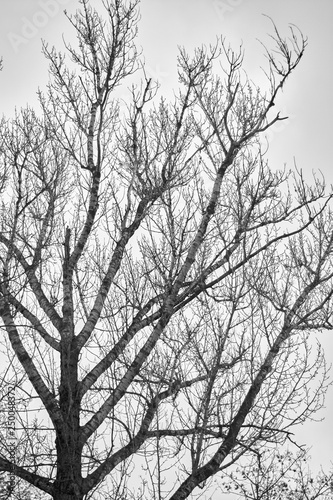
xmin=53 ymin=334 xmax=83 ymax=500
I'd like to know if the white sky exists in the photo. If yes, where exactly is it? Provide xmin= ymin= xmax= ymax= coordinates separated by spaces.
xmin=1 ymin=0 xmax=333 ymax=493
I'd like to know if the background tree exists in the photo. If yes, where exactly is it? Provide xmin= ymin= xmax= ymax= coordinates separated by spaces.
xmin=221 ymin=448 xmax=333 ymax=500
xmin=0 ymin=1 xmax=332 ymax=499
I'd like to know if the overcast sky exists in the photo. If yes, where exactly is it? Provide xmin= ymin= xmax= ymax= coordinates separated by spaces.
xmin=1 ymin=0 xmax=333 ymax=493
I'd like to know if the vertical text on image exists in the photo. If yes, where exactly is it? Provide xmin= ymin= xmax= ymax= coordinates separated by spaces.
xmin=7 ymin=384 xmax=16 ymax=494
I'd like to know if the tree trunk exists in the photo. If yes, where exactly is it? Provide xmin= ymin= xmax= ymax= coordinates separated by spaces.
xmin=53 ymin=489 xmax=83 ymax=500
xmin=53 ymin=431 xmax=83 ymax=500
xmin=53 ymin=337 xmax=83 ymax=500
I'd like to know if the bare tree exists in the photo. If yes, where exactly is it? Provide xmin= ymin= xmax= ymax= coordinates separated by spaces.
xmin=0 ymin=1 xmax=332 ymax=499
xmin=221 ymin=448 xmax=333 ymax=500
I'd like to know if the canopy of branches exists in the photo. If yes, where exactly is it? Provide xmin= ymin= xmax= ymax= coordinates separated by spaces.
xmin=0 ymin=1 xmax=332 ymax=499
